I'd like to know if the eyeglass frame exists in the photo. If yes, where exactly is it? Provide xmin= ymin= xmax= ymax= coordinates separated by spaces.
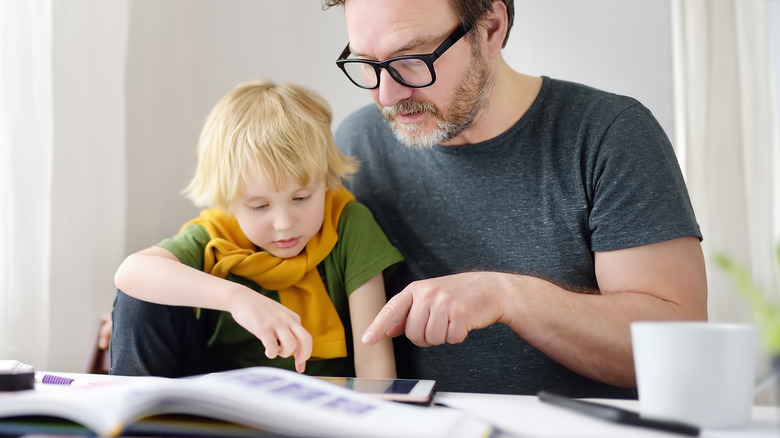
xmin=335 ymin=22 xmax=473 ymax=90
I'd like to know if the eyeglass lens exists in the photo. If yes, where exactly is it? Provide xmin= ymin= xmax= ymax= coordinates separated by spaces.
xmin=341 ymin=58 xmax=433 ymax=89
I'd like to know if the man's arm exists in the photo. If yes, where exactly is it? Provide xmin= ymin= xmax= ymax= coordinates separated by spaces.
xmin=362 ymin=236 xmax=707 ymax=387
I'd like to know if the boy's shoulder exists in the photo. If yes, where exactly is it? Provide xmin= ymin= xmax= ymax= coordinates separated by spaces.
xmin=338 ymin=200 xmax=374 ymax=228
xmin=335 ymin=199 xmax=392 ymax=246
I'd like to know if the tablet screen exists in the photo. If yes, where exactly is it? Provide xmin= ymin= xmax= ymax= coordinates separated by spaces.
xmin=318 ymin=377 xmax=436 ymax=404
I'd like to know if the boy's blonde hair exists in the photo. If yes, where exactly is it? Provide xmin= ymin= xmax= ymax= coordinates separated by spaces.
xmin=184 ymin=79 xmax=359 ymax=210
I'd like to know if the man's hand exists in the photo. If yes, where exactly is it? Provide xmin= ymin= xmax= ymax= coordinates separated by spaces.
xmin=362 ymin=272 xmax=506 ymax=347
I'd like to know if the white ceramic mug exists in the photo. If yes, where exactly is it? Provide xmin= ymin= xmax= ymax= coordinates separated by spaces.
xmin=630 ymin=321 xmax=757 ymax=429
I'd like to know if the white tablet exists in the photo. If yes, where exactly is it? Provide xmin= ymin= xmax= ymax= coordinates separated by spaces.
xmin=318 ymin=376 xmax=437 ymax=404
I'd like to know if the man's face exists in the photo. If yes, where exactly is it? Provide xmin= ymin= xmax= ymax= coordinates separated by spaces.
xmin=344 ymin=0 xmax=493 ymax=148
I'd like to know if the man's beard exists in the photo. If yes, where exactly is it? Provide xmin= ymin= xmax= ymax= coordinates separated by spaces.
xmin=381 ymin=51 xmax=493 ymax=148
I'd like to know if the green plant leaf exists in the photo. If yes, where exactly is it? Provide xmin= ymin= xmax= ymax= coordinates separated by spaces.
xmin=713 ymin=252 xmax=780 ymax=354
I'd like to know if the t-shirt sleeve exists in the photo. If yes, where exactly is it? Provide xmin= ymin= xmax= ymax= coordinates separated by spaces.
xmin=334 ymin=201 xmax=405 ymax=294
xmin=588 ymin=103 xmax=701 ymax=251
xmin=156 ymin=224 xmax=209 ymax=270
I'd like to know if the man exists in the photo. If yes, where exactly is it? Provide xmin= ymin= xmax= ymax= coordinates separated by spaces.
xmin=324 ymin=0 xmax=707 ymax=398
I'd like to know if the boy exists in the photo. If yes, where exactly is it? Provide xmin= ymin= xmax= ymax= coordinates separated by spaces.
xmin=113 ymin=79 xmax=402 ymax=378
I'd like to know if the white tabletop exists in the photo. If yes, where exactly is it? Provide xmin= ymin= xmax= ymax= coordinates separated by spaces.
xmin=28 ymin=371 xmax=780 ymax=437
xmin=435 ymin=392 xmax=779 ymax=438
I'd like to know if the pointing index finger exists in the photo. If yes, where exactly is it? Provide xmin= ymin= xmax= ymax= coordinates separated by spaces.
xmin=361 ymin=290 xmax=413 ymax=345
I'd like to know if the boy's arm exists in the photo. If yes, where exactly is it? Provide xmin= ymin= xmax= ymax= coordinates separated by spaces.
xmin=114 ymin=246 xmax=313 ymax=372
xmin=348 ymin=273 xmax=397 ymax=378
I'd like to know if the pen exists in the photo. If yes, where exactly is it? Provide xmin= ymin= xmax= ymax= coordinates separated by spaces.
xmin=34 ymin=373 xmax=94 ymax=386
xmin=537 ymin=390 xmax=700 ymax=436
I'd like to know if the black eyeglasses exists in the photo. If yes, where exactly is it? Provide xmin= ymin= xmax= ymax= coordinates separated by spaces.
xmin=336 ymin=22 xmax=472 ymax=90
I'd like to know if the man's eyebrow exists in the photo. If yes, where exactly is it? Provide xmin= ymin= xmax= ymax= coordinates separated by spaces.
xmin=350 ymin=34 xmax=432 ymax=59
xmin=395 ymin=35 xmax=428 ymax=53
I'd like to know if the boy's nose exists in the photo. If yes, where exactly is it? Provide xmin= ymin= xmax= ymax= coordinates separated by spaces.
xmin=273 ymin=210 xmax=294 ymax=231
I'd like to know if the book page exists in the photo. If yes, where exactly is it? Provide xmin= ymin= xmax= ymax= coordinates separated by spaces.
xmin=0 ymin=367 xmax=494 ymax=438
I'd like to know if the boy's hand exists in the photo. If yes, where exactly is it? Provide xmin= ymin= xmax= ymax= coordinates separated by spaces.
xmin=97 ymin=313 xmax=112 ymax=350
xmin=228 ymin=289 xmax=313 ymax=373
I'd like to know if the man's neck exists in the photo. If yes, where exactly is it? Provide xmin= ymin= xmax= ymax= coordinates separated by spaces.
xmin=441 ymin=62 xmax=542 ymax=146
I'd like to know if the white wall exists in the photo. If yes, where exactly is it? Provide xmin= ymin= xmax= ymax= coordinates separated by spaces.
xmin=507 ymin=1 xmax=673 ymax=135
xmin=47 ymin=1 xmax=128 ymax=372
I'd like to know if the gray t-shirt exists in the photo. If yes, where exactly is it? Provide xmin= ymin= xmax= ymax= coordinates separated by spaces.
xmin=335 ymin=76 xmax=701 ymax=398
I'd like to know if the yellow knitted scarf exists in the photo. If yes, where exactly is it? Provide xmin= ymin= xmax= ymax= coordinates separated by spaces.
xmin=184 ymin=188 xmax=355 ymax=360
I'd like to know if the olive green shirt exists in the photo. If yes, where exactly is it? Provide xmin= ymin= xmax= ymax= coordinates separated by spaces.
xmin=158 ymin=201 xmax=403 ymax=377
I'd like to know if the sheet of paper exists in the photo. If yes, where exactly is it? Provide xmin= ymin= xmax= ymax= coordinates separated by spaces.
xmin=0 ymin=360 xmax=34 ymax=373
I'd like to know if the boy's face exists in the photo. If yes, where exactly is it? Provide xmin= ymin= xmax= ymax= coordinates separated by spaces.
xmin=230 ymin=166 xmax=327 ymax=259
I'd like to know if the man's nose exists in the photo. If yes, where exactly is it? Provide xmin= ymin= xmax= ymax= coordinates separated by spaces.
xmin=376 ymin=69 xmax=413 ymax=108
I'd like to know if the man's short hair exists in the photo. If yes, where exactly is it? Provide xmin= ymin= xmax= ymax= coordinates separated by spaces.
xmin=323 ymin=0 xmax=514 ymax=47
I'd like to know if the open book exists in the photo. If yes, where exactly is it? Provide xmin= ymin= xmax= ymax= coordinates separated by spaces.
xmin=0 ymin=366 xmax=495 ymax=438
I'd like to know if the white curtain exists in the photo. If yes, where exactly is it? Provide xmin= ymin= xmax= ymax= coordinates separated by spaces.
xmin=672 ymin=0 xmax=778 ymax=321
xmin=0 ymin=0 xmax=53 ymax=368
xmin=672 ymin=0 xmax=778 ymax=402
xmin=0 ymin=1 xmax=128 ymax=371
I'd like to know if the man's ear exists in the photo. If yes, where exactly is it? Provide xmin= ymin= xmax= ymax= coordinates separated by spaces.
xmin=483 ymin=0 xmax=509 ymax=57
